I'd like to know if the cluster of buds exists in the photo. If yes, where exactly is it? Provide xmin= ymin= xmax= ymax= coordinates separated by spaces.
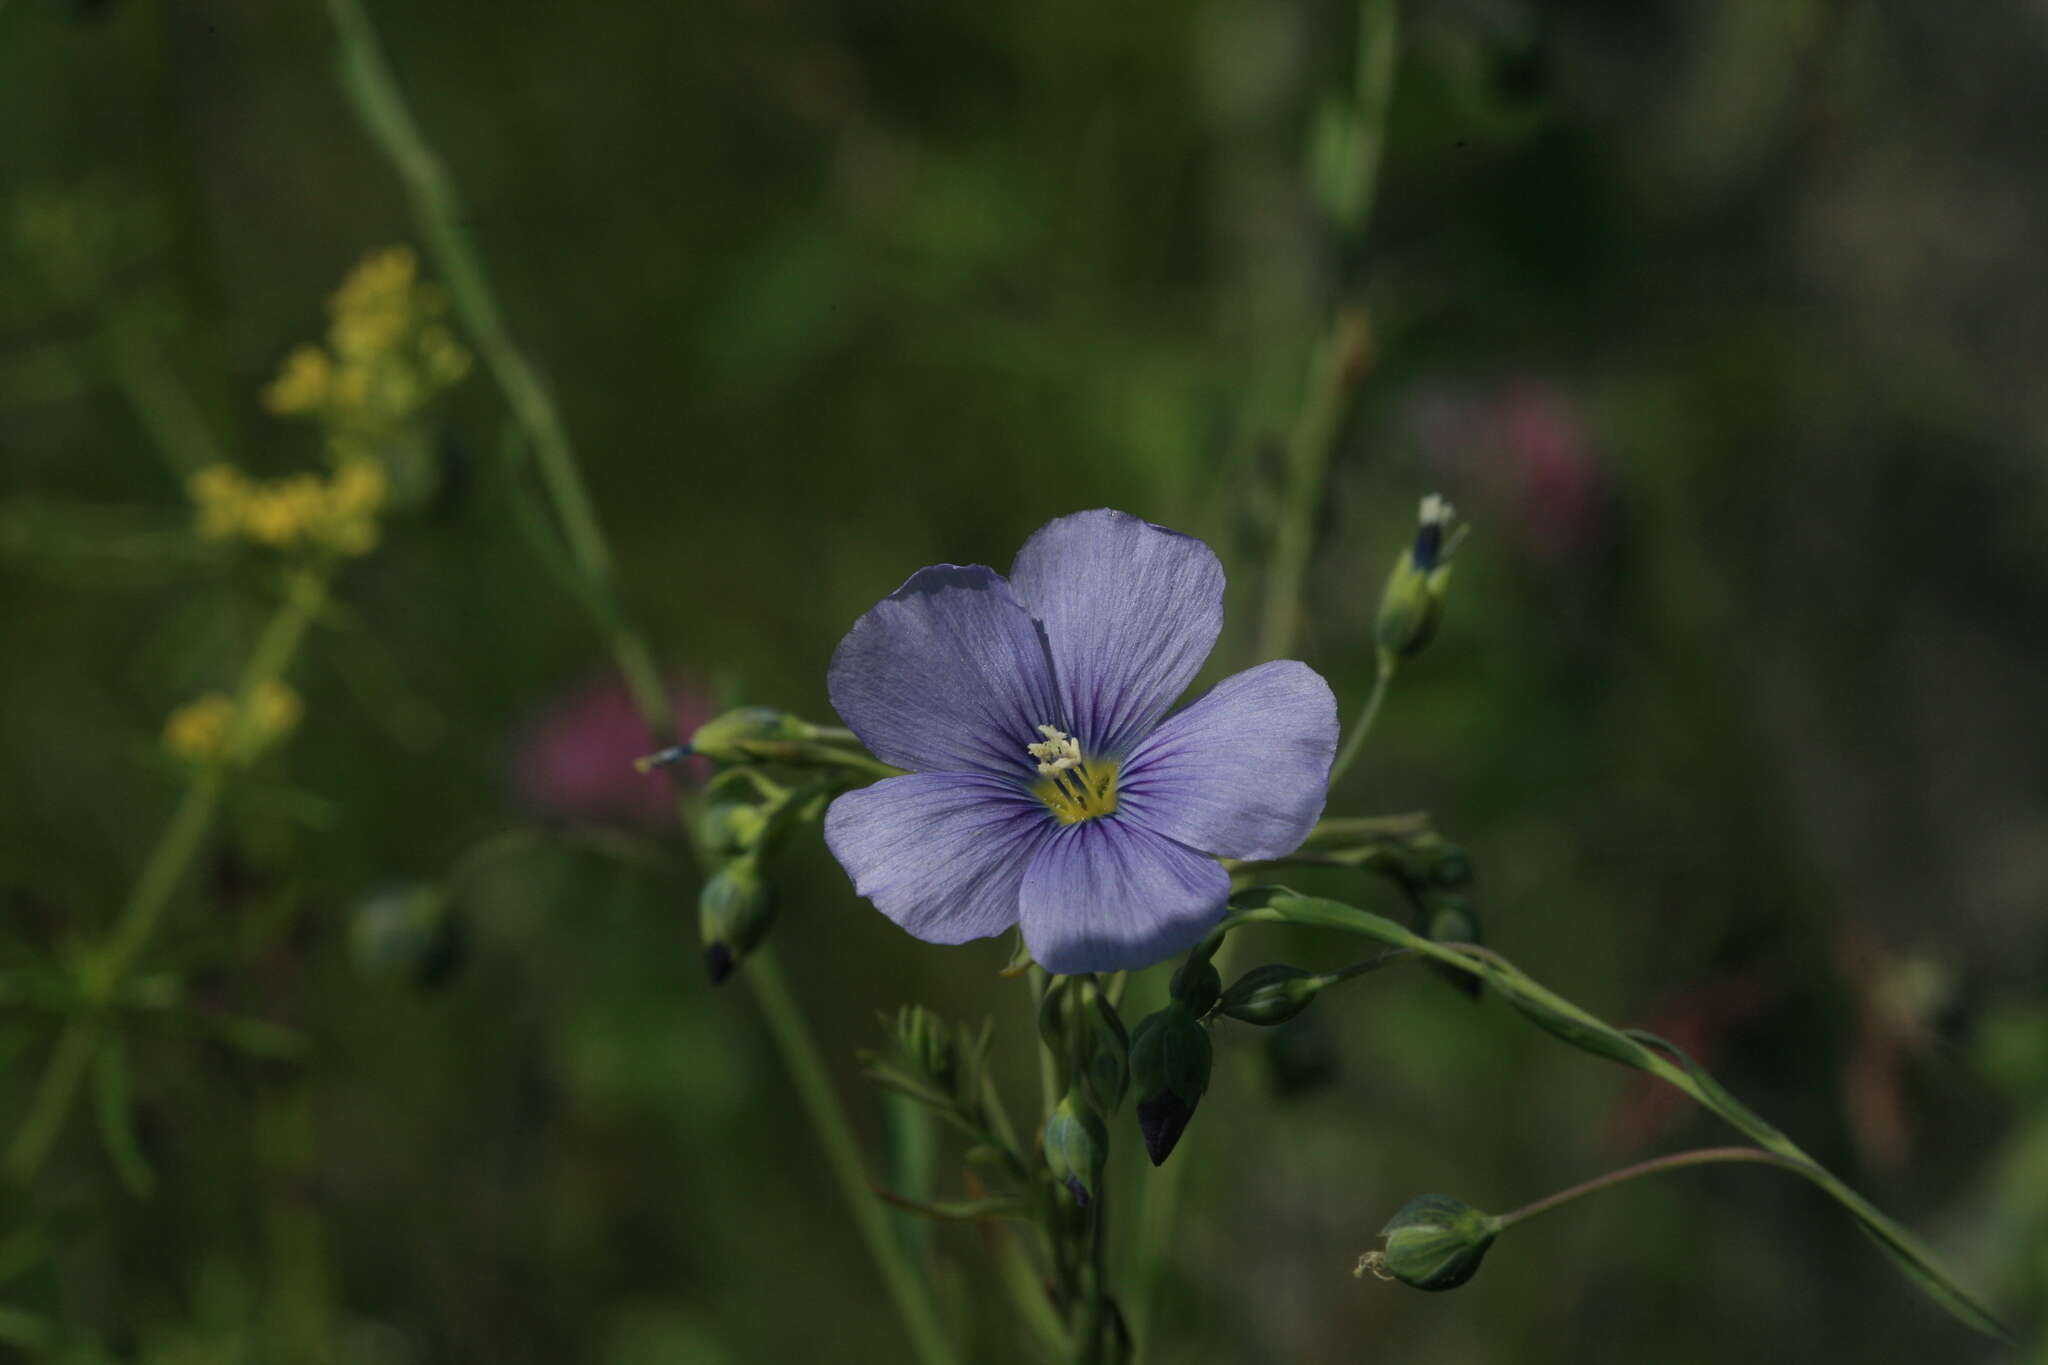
xmin=186 ymin=458 xmax=389 ymax=557
xmin=161 ymin=680 xmax=302 ymax=767
xmin=671 ymin=708 xmax=893 ymax=984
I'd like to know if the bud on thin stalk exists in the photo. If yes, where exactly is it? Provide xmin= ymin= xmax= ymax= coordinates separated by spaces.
xmin=1374 ymin=493 xmax=1462 ymax=661
xmin=1357 ymin=1194 xmax=1500 ymax=1292
xmin=1215 ymin=964 xmax=1324 ymax=1026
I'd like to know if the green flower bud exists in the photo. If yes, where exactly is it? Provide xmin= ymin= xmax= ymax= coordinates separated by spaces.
xmin=1043 ymin=1091 xmax=1108 ymax=1207
xmin=696 ymin=797 xmax=767 ymax=860
xmin=1129 ymin=1005 xmax=1212 ymax=1165
xmin=686 ymin=707 xmax=810 ymax=763
xmin=698 ymin=854 xmax=776 ymax=984
xmin=1374 ymin=494 xmax=1460 ymax=660
xmin=1216 ymin=964 xmax=1323 ymax=1026
xmin=349 ymin=884 xmax=463 ymax=990
xmin=1170 ymin=957 xmax=1222 ymax=1018
xmin=1363 ymin=1194 xmax=1500 ymax=1292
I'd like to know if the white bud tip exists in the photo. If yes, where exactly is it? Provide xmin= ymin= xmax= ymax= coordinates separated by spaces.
xmin=1418 ymin=494 xmax=1454 ymax=527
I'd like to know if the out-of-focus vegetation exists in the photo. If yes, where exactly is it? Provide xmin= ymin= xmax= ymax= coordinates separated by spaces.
xmin=4 ymin=0 xmax=2047 ymax=1361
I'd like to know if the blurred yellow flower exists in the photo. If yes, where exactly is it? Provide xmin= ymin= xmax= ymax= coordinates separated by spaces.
xmin=188 ymin=464 xmax=250 ymax=542
xmin=184 ymin=459 xmax=388 ymax=557
xmin=163 ymin=681 xmax=303 ymax=765
xmin=162 ymin=693 xmax=235 ymax=763
xmin=261 ymin=243 xmax=471 ymax=442
xmin=263 ymin=345 xmax=333 ymax=416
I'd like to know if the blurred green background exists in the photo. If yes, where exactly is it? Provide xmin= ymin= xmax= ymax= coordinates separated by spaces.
xmin=5 ymin=0 xmax=2048 ymax=1360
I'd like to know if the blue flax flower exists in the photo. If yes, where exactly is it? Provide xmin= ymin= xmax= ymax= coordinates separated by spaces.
xmin=825 ymin=509 xmax=1339 ymax=974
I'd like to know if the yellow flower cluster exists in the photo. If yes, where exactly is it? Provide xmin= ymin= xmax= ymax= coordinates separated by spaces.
xmin=261 ymin=246 xmax=472 ymax=439
xmin=187 ymin=458 xmax=389 ymax=556
xmin=163 ymin=680 xmax=303 ymax=765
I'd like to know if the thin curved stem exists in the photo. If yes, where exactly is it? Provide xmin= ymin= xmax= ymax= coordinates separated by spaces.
xmin=1327 ymin=655 xmax=1396 ymax=787
xmin=1494 ymin=1146 xmax=1809 ymax=1233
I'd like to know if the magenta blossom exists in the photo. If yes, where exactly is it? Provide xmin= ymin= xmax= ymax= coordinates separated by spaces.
xmin=824 ymin=510 xmax=1338 ymax=974
xmin=516 ymin=677 xmax=708 ymax=826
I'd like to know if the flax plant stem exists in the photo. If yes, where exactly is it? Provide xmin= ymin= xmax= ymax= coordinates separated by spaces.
xmin=1327 ymin=653 xmax=1395 ymax=787
xmin=326 ymin=8 xmax=959 ymax=1361
xmin=1492 ymin=1146 xmax=1809 ymax=1233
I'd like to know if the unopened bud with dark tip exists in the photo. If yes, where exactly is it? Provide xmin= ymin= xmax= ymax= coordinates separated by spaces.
xmin=1044 ymin=1091 xmax=1108 ymax=1207
xmin=1170 ymin=958 xmax=1222 ymax=1019
xmin=1216 ymin=964 xmax=1324 ymax=1026
xmin=697 ymin=854 xmax=775 ymax=984
xmin=1129 ymin=1005 xmax=1212 ymax=1165
xmin=1375 ymin=494 xmax=1463 ymax=661
xmin=685 ymin=707 xmax=810 ymax=764
xmin=1365 ymin=1195 xmax=1500 ymax=1292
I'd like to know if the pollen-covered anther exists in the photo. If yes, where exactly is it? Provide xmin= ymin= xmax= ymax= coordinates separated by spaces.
xmin=1026 ymin=723 xmax=1082 ymax=776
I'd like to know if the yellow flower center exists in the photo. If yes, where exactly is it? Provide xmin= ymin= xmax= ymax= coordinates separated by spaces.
xmin=1026 ymin=725 xmax=1118 ymax=825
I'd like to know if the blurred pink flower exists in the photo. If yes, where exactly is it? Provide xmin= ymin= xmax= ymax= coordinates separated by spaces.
xmin=515 ymin=677 xmax=710 ymax=825
xmin=1404 ymin=378 xmax=1609 ymax=563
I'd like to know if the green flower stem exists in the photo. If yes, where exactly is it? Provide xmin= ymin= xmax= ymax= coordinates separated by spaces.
xmin=1326 ymin=653 xmax=1396 ymax=787
xmin=1491 ymin=1146 xmax=1811 ymax=1234
xmin=325 ymin=0 xmax=669 ymax=744
xmin=326 ymin=8 xmax=961 ymax=1360
xmin=6 ymin=573 xmax=325 ymax=1182
xmin=1213 ymin=888 xmax=2013 ymax=1342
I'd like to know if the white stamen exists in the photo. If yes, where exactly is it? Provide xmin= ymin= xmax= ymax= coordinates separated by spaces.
xmin=1025 ymin=724 xmax=1081 ymax=776
xmin=1419 ymin=493 xmax=1455 ymax=527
